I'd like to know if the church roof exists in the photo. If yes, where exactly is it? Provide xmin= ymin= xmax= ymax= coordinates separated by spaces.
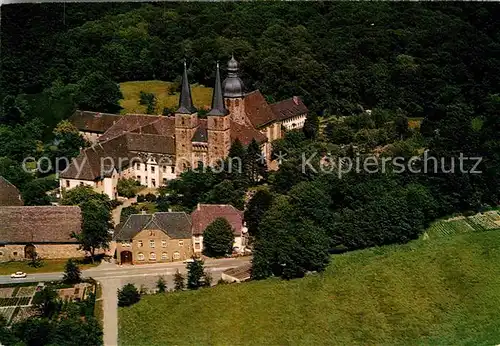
xmin=244 ymin=90 xmax=277 ymax=128
xmin=0 ymin=206 xmax=81 ymax=244
xmin=0 ymin=177 xmax=23 ymax=206
xmin=177 ymin=60 xmax=197 ymax=114
xmin=99 ymin=114 xmax=160 ymax=142
xmin=207 ymin=62 xmax=228 ymax=116
xmin=68 ymin=110 xmax=121 ymax=134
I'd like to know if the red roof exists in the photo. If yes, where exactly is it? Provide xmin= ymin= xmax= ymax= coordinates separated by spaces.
xmin=191 ymin=204 xmax=243 ymax=236
xmin=244 ymin=90 xmax=277 ymax=128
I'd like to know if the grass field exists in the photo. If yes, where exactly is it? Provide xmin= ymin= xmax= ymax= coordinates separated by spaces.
xmin=0 ymin=259 xmax=98 ymax=275
xmin=119 ymin=230 xmax=500 ymax=345
xmin=119 ymin=80 xmax=213 ymax=114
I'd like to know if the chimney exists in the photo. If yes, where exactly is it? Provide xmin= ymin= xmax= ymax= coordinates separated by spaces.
xmin=293 ymin=96 xmax=299 ymax=105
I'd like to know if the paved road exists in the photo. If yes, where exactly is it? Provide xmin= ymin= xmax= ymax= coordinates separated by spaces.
xmin=0 ymin=257 xmax=251 ymax=346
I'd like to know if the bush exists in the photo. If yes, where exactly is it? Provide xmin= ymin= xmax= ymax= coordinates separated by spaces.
xmin=63 ymin=258 xmax=82 ymax=284
xmin=118 ymin=284 xmax=140 ymax=307
xmin=145 ymin=193 xmax=157 ymax=202
xmin=202 ymin=218 xmax=235 ymax=258
xmin=137 ymin=194 xmax=146 ymax=203
xmin=117 ymin=178 xmax=141 ymax=198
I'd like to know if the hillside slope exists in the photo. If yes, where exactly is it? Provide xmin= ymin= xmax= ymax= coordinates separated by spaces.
xmin=119 ymin=231 xmax=500 ymax=345
xmin=119 ymin=80 xmax=213 ymax=114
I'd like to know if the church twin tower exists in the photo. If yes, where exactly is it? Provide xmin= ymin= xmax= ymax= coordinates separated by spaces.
xmin=174 ymin=57 xmax=247 ymax=169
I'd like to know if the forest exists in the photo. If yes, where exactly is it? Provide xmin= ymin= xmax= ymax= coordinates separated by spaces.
xmin=1 ymin=2 xmax=500 ymax=279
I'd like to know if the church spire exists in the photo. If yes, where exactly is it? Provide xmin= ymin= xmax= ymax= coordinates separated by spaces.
xmin=176 ymin=59 xmax=197 ymax=114
xmin=207 ymin=61 xmax=228 ymax=116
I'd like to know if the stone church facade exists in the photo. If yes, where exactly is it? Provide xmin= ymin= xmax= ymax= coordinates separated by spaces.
xmin=61 ymin=57 xmax=308 ymax=199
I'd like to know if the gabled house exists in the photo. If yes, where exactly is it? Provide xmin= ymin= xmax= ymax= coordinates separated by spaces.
xmin=0 ymin=206 xmax=83 ymax=262
xmin=114 ymin=203 xmax=248 ymax=264
xmin=114 ymin=212 xmax=193 ymax=264
xmin=191 ymin=204 xmax=247 ymax=254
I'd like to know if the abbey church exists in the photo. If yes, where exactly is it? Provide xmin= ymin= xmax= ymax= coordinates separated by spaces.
xmin=61 ymin=57 xmax=308 ymax=199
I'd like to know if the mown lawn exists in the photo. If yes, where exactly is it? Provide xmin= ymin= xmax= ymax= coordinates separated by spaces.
xmin=119 ymin=80 xmax=213 ymax=114
xmin=119 ymin=231 xmax=500 ymax=345
xmin=0 ymin=259 xmax=98 ymax=275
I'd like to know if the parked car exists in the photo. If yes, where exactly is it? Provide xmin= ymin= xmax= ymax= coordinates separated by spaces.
xmin=10 ymin=271 xmax=27 ymax=279
xmin=183 ymin=258 xmax=195 ymax=264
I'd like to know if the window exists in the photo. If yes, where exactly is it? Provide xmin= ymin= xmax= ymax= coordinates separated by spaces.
xmin=151 ymin=166 xmax=155 ymax=173
xmin=171 ymin=166 xmax=175 ymax=174
xmin=161 ymin=252 xmax=168 ymax=260
xmin=138 ymin=241 xmax=143 ymax=248
xmin=163 ymin=178 xmax=167 ymax=185
xmin=66 ymin=180 xmax=70 ymax=188
xmin=121 ymin=242 xmax=131 ymax=247
xmin=136 ymin=163 xmax=140 ymax=170
xmin=162 ymin=166 xmax=167 ymax=173
xmin=13 ymin=252 xmax=18 ymax=256
xmin=137 ymin=253 xmax=145 ymax=261
xmin=162 ymin=240 xmax=167 ymax=248
xmin=173 ymin=251 xmax=180 ymax=260
xmin=149 ymin=240 xmax=155 ymax=248
xmin=137 ymin=176 xmax=141 ymax=182
xmin=178 ymin=240 xmax=184 ymax=246
xmin=0 ymin=251 xmax=3 ymax=256
xmin=150 ymin=252 xmax=156 ymax=260
xmin=152 ymin=179 xmax=156 ymax=187
xmin=195 ymin=243 xmax=200 ymax=250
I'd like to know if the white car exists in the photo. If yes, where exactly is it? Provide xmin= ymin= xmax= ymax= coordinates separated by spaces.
xmin=183 ymin=258 xmax=195 ymax=264
xmin=10 ymin=271 xmax=27 ymax=279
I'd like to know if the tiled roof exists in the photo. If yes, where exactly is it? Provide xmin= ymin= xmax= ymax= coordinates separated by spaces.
xmin=191 ymin=204 xmax=243 ymax=236
xmin=244 ymin=90 xmax=277 ymax=128
xmin=126 ymin=133 xmax=175 ymax=155
xmin=230 ymin=121 xmax=267 ymax=145
xmin=60 ymin=135 xmax=131 ymax=180
xmin=0 ymin=206 xmax=81 ymax=243
xmin=68 ymin=110 xmax=121 ymax=134
xmin=113 ymin=212 xmax=192 ymax=240
xmin=0 ymin=177 xmax=23 ymax=206
xmin=131 ymin=117 xmax=175 ymax=136
xmin=270 ymin=96 xmax=308 ymax=121
xmin=99 ymin=114 xmax=161 ymax=142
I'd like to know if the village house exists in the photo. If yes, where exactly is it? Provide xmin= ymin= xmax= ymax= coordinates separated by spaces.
xmin=0 ymin=206 xmax=83 ymax=262
xmin=61 ymin=57 xmax=308 ymax=199
xmin=0 ymin=177 xmax=23 ymax=206
xmin=114 ymin=203 xmax=247 ymax=264
xmin=191 ymin=204 xmax=247 ymax=255
xmin=113 ymin=212 xmax=193 ymax=264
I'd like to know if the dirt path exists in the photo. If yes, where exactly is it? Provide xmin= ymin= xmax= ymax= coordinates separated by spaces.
xmin=101 ymin=278 xmax=120 ymax=346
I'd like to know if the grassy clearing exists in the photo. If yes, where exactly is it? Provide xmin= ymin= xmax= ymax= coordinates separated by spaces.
xmin=119 ymin=231 xmax=500 ymax=345
xmin=0 ymin=259 xmax=98 ymax=275
xmin=119 ymin=80 xmax=213 ymax=114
